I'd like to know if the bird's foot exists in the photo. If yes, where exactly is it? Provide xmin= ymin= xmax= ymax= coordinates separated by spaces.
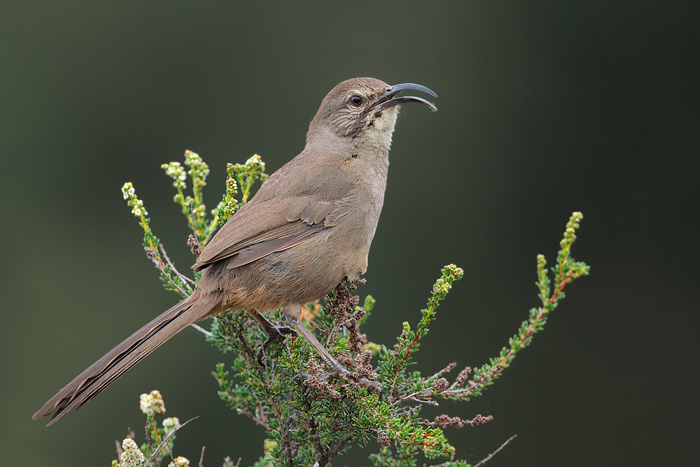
xmin=257 ymin=325 xmax=297 ymax=365
xmin=321 ymin=366 xmax=382 ymax=391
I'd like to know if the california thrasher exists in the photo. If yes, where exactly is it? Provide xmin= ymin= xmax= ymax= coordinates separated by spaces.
xmin=33 ymin=77 xmax=437 ymax=425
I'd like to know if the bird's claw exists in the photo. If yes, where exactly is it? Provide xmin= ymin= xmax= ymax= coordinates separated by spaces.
xmin=321 ymin=369 xmax=382 ymax=392
xmin=257 ymin=325 xmax=297 ymax=365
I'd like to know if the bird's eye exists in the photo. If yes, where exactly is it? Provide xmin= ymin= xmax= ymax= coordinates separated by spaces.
xmin=350 ymin=95 xmax=363 ymax=107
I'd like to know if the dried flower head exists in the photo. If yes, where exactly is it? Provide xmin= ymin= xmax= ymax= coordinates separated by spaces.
xmin=377 ymin=432 xmax=391 ymax=447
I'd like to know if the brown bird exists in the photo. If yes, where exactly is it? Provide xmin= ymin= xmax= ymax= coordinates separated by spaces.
xmin=33 ymin=77 xmax=437 ymax=425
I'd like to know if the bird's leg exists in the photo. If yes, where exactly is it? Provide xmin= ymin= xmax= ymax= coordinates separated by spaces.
xmin=283 ymin=305 xmax=381 ymax=390
xmin=246 ymin=308 xmax=296 ymax=365
xmin=283 ymin=304 xmax=348 ymax=375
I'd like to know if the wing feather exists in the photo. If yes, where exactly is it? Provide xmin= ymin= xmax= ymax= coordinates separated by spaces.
xmin=193 ymin=153 xmax=354 ymax=271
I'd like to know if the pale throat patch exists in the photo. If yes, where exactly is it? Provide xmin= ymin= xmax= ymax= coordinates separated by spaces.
xmin=366 ymin=107 xmax=399 ymax=151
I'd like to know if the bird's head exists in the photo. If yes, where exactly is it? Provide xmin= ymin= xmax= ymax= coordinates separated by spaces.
xmin=307 ymin=77 xmax=437 ymax=152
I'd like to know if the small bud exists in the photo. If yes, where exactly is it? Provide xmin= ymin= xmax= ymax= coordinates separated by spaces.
xmin=537 ymin=254 xmax=546 ymax=269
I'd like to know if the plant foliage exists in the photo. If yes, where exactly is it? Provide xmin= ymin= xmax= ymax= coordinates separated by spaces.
xmin=111 ymin=151 xmax=589 ymax=467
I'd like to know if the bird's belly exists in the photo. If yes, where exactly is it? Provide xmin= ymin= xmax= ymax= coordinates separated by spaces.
xmin=203 ymin=228 xmax=372 ymax=312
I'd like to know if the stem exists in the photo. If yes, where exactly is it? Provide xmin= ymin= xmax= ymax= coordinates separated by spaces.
xmin=202 ymin=216 xmax=220 ymax=246
xmin=176 ymin=186 xmax=195 ymax=230
xmin=159 ymin=243 xmax=195 ymax=288
xmin=473 ymin=434 xmax=518 ymax=467
xmin=401 ymin=304 xmax=435 ymax=362
xmin=241 ymin=178 xmax=252 ymax=203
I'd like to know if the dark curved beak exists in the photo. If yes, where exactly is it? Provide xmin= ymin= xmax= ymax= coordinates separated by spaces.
xmin=369 ymin=83 xmax=438 ymax=113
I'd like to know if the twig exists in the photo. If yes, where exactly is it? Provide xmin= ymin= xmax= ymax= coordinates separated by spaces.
xmin=420 ymin=414 xmax=492 ymax=429
xmin=389 ymin=389 xmax=437 ymax=407
xmin=147 ymin=246 xmax=191 ymax=298
xmin=140 ymin=416 xmax=199 ymax=467
xmin=473 ymin=434 xmax=517 ymax=467
xmin=429 ymin=362 xmax=457 ymax=380
xmin=190 ymin=323 xmax=212 ymax=337
xmin=188 ymin=204 xmax=205 ymax=251
xmin=198 ymin=445 xmax=205 ymax=467
xmin=235 ymin=407 xmax=270 ymax=430
xmin=159 ymin=243 xmax=196 ymax=288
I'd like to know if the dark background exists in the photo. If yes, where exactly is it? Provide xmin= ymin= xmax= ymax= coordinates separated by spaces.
xmin=2 ymin=2 xmax=698 ymax=465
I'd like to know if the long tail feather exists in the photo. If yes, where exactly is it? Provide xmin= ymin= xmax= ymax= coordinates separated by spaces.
xmin=33 ymin=293 xmax=210 ymax=425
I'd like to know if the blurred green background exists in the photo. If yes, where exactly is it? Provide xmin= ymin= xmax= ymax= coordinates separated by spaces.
xmin=2 ymin=1 xmax=698 ymax=465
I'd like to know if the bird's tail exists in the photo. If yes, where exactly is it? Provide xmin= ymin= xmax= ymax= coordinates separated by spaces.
xmin=33 ymin=292 xmax=211 ymax=425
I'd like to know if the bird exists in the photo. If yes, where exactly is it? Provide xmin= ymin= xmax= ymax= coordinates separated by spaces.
xmin=33 ymin=77 xmax=437 ymax=425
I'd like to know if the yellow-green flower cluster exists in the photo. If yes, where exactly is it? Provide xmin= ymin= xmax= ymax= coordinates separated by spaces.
xmin=232 ymin=153 xmax=269 ymax=204
xmin=118 ymin=438 xmax=145 ymax=467
xmin=561 ymin=211 xmax=583 ymax=250
xmin=161 ymin=162 xmax=187 ymax=190
xmin=431 ymin=265 xmax=463 ymax=300
xmin=184 ymin=150 xmax=210 ymax=190
xmin=139 ymin=389 xmax=166 ymax=417
xmin=168 ymin=456 xmax=190 ymax=467
xmin=214 ymin=163 xmax=240 ymax=223
xmin=442 ymin=263 xmax=464 ymax=280
xmin=121 ymin=182 xmax=148 ymax=217
xmin=432 ymin=278 xmax=451 ymax=297
xmin=233 ymin=154 xmax=267 ymax=181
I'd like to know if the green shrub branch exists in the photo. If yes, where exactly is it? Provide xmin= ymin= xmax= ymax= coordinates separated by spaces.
xmin=111 ymin=151 xmax=589 ymax=467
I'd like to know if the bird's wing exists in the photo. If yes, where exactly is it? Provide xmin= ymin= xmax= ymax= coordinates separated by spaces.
xmin=193 ymin=159 xmax=354 ymax=271
xmin=193 ymin=197 xmax=335 ymax=270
